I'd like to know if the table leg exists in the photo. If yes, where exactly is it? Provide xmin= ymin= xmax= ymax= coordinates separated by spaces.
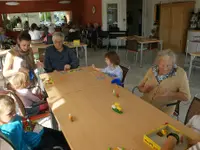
xmin=76 ymin=47 xmax=78 ymax=58
xmin=185 ymin=40 xmax=189 ymax=64
xmin=0 ymin=57 xmax=3 ymax=71
xmin=188 ymin=55 xmax=195 ymax=80
xmin=140 ymin=43 xmax=144 ymax=68
xmin=160 ymin=40 xmax=163 ymax=51
xmin=116 ymin=39 xmax=119 ymax=53
xmin=83 ymin=45 xmax=88 ymax=66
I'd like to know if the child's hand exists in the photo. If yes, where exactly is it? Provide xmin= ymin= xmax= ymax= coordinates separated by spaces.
xmin=92 ymin=64 xmax=96 ymax=69
xmin=92 ymin=64 xmax=101 ymax=71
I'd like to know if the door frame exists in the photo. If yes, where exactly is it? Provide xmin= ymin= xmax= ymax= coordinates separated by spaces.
xmin=102 ymin=0 xmax=127 ymax=31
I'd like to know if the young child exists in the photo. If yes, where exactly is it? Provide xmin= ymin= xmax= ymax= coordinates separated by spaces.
xmin=0 ymin=95 xmax=70 ymax=150
xmin=92 ymin=51 xmax=123 ymax=81
xmin=10 ymin=72 xmax=48 ymax=116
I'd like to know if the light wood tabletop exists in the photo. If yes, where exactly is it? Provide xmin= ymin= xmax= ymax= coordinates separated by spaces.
xmin=31 ymin=43 xmax=51 ymax=49
xmin=64 ymin=42 xmax=87 ymax=48
xmin=31 ymin=42 xmax=87 ymax=50
xmin=117 ymin=35 xmax=161 ymax=43
xmin=40 ymin=67 xmax=200 ymax=150
xmin=190 ymin=52 xmax=200 ymax=57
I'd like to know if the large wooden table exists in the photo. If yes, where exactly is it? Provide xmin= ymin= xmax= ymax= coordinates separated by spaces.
xmin=40 ymin=67 xmax=200 ymax=150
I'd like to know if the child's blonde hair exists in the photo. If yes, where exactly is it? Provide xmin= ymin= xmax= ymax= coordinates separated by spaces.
xmin=0 ymin=95 xmax=15 ymax=115
xmin=10 ymin=72 xmax=29 ymax=89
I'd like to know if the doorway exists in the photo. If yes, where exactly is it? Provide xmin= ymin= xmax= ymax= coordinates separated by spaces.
xmin=127 ymin=0 xmax=143 ymax=35
xmin=102 ymin=0 xmax=127 ymax=31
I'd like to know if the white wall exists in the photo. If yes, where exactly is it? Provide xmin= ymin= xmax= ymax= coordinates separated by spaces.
xmin=196 ymin=0 xmax=200 ymax=10
xmin=143 ymin=0 xmax=195 ymax=37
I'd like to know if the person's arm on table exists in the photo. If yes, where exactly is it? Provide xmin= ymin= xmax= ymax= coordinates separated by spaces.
xmin=68 ymin=49 xmax=79 ymax=69
xmin=44 ymin=48 xmax=54 ymax=73
xmin=92 ymin=64 xmax=102 ymax=71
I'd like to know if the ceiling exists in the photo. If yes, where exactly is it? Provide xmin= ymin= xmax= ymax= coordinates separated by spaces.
xmin=0 ymin=0 xmax=62 ymax=1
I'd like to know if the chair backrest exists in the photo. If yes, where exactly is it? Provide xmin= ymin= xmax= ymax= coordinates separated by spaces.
xmin=108 ymin=31 xmax=127 ymax=39
xmin=68 ymin=31 xmax=80 ymax=42
xmin=47 ymin=34 xmax=53 ymax=44
xmin=126 ymin=40 xmax=138 ymax=51
xmin=119 ymin=65 xmax=130 ymax=84
xmin=0 ymin=132 xmax=15 ymax=150
xmin=0 ymin=89 xmax=27 ymax=117
xmin=38 ymin=48 xmax=46 ymax=62
xmin=184 ymin=96 xmax=200 ymax=124
xmin=98 ymin=31 xmax=108 ymax=38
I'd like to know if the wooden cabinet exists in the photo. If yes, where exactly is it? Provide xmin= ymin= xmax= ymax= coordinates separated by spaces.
xmin=159 ymin=2 xmax=194 ymax=53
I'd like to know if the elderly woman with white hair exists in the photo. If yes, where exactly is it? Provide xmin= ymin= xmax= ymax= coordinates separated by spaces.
xmin=138 ymin=49 xmax=190 ymax=115
xmin=44 ymin=32 xmax=79 ymax=72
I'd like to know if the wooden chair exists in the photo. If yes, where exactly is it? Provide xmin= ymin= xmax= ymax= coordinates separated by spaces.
xmin=126 ymin=40 xmax=148 ymax=64
xmin=68 ymin=31 xmax=80 ymax=42
xmin=132 ymin=86 xmax=180 ymax=120
xmin=166 ymin=101 xmax=180 ymax=120
xmin=0 ymin=131 xmax=15 ymax=150
xmin=119 ymin=65 xmax=130 ymax=87
xmin=184 ymin=95 xmax=200 ymax=125
xmin=126 ymin=40 xmax=139 ymax=64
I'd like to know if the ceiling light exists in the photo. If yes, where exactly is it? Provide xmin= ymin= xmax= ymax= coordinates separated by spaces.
xmin=59 ymin=0 xmax=71 ymax=4
xmin=5 ymin=1 xmax=20 ymax=6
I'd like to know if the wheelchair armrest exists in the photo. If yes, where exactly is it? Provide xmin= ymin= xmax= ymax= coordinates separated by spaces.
xmin=29 ymin=112 xmax=50 ymax=121
xmin=166 ymin=101 xmax=180 ymax=107
xmin=132 ymin=86 xmax=139 ymax=94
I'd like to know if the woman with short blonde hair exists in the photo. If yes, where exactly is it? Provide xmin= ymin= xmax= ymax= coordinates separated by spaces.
xmin=138 ymin=49 xmax=190 ymax=115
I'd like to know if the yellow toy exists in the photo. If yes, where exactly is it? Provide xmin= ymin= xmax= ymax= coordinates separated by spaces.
xmin=111 ymin=102 xmax=123 ymax=114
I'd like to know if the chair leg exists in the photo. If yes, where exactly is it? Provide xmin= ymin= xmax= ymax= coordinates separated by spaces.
xmin=125 ymin=50 xmax=129 ymax=61
xmin=135 ymin=52 xmax=138 ymax=64
xmin=177 ymin=115 xmax=179 ymax=121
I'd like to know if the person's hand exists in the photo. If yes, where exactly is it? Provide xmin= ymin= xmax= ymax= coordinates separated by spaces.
xmin=36 ymin=61 xmax=44 ymax=68
xmin=143 ymin=84 xmax=154 ymax=93
xmin=188 ymin=138 xmax=199 ymax=146
xmin=92 ymin=64 xmax=100 ymax=71
xmin=139 ymin=83 xmax=154 ymax=93
xmin=92 ymin=64 xmax=96 ymax=69
xmin=19 ymin=67 xmax=29 ymax=74
xmin=64 ymin=64 xmax=71 ymax=71
xmin=154 ymin=88 xmax=173 ymax=100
